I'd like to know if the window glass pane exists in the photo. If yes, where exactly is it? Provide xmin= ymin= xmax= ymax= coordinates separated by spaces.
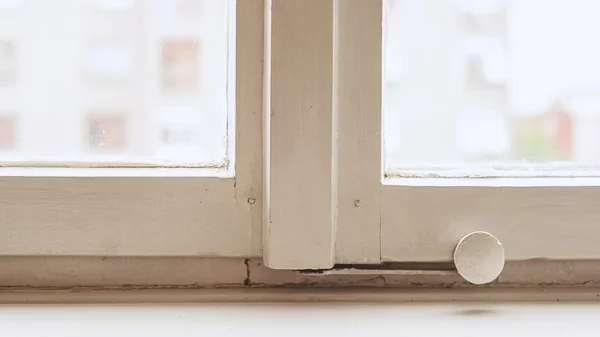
xmin=0 ymin=0 xmax=232 ymax=167
xmin=384 ymin=0 xmax=600 ymax=174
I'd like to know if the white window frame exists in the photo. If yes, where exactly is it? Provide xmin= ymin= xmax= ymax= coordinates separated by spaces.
xmin=2 ymin=0 xmax=600 ymax=294
xmin=262 ymin=0 xmax=383 ymax=269
xmin=262 ymin=0 xmax=600 ymax=270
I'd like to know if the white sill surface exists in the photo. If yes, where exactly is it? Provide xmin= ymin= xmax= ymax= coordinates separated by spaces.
xmin=0 ymin=303 xmax=597 ymax=336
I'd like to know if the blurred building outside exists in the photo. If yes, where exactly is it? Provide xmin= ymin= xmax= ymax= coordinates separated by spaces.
xmin=384 ymin=0 xmax=600 ymax=167
xmin=0 ymin=0 xmax=229 ymax=165
xmin=2 ymin=0 xmax=599 ymax=168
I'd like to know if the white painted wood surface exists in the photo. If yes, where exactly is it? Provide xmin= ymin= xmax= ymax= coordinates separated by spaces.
xmin=263 ymin=0 xmax=336 ymax=269
xmin=382 ymin=183 xmax=600 ymax=261
xmin=334 ymin=0 xmax=382 ymax=264
xmin=0 ymin=303 xmax=598 ymax=337
xmin=235 ymin=0 xmax=264 ymax=256
xmin=0 ymin=176 xmax=249 ymax=255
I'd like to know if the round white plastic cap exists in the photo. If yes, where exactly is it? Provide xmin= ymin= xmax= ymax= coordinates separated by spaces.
xmin=454 ymin=231 xmax=505 ymax=285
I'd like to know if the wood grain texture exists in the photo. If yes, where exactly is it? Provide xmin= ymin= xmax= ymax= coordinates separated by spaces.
xmin=263 ymin=0 xmax=335 ymax=269
xmin=382 ymin=184 xmax=600 ymax=261
xmin=334 ymin=0 xmax=382 ymax=264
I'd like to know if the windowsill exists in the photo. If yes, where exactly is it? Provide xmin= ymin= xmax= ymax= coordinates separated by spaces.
xmin=2 ymin=288 xmax=600 ymax=304
xmin=1 ymin=301 xmax=598 ymax=336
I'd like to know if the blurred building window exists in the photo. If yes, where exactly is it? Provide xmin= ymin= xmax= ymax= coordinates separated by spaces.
xmin=464 ymin=54 xmax=485 ymax=88
xmin=157 ymin=106 xmax=200 ymax=146
xmin=92 ymin=0 xmax=134 ymax=10
xmin=88 ymin=114 xmax=126 ymax=150
xmin=161 ymin=128 xmax=193 ymax=145
xmin=462 ymin=13 xmax=505 ymax=35
xmin=513 ymin=102 xmax=573 ymax=163
xmin=177 ymin=0 xmax=202 ymax=16
xmin=0 ymin=115 xmax=16 ymax=150
xmin=456 ymin=109 xmax=510 ymax=160
xmin=458 ymin=0 xmax=504 ymax=15
xmin=0 ymin=41 xmax=16 ymax=85
xmin=86 ymin=42 xmax=134 ymax=81
xmin=157 ymin=0 xmax=202 ymax=19
xmin=0 ymin=0 xmax=20 ymax=9
xmin=463 ymin=37 xmax=507 ymax=87
xmin=161 ymin=40 xmax=198 ymax=93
